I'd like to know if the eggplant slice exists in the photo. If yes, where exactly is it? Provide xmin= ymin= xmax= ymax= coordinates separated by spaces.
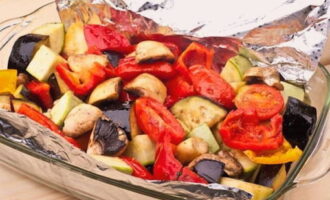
xmin=8 ymin=34 xmax=49 ymax=73
xmin=101 ymin=101 xmax=132 ymax=140
xmin=87 ymin=116 xmax=128 ymax=156
xmin=283 ymin=97 xmax=317 ymax=150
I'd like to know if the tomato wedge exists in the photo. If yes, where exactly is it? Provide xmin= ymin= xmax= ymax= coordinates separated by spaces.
xmin=235 ymin=84 xmax=284 ymax=120
xmin=219 ymin=109 xmax=284 ymax=151
xmin=134 ymin=97 xmax=186 ymax=144
xmin=189 ymin=65 xmax=235 ymax=109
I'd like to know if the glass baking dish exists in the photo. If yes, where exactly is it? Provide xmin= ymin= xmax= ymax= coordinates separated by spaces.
xmin=1 ymin=1 xmax=330 ymax=199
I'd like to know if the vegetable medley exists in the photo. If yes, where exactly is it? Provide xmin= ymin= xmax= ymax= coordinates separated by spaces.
xmin=0 ymin=21 xmax=317 ymax=200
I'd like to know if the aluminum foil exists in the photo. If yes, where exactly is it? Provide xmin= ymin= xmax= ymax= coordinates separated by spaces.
xmin=0 ymin=110 xmax=251 ymax=200
xmin=56 ymin=0 xmax=330 ymax=84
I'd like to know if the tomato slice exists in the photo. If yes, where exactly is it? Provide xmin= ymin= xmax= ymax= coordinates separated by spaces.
xmin=235 ymin=84 xmax=284 ymax=120
xmin=219 ymin=109 xmax=284 ymax=151
xmin=189 ymin=65 xmax=235 ymax=109
xmin=134 ymin=97 xmax=186 ymax=144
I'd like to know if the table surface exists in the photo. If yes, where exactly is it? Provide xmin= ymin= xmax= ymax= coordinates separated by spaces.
xmin=1 ymin=0 xmax=330 ymax=199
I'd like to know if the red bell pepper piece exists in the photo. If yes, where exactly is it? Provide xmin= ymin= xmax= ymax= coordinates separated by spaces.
xmin=134 ymin=97 xmax=186 ymax=145
xmin=121 ymin=157 xmax=154 ymax=180
xmin=26 ymin=81 xmax=53 ymax=109
xmin=177 ymin=167 xmax=207 ymax=184
xmin=189 ymin=65 xmax=236 ymax=109
xmin=84 ymin=24 xmax=134 ymax=54
xmin=177 ymin=42 xmax=214 ymax=70
xmin=153 ymin=136 xmax=183 ymax=181
xmin=115 ymin=57 xmax=176 ymax=81
xmin=220 ymin=109 xmax=284 ymax=151
xmin=55 ymin=63 xmax=107 ymax=96
xmin=17 ymin=104 xmax=80 ymax=148
xmin=164 ymin=75 xmax=196 ymax=107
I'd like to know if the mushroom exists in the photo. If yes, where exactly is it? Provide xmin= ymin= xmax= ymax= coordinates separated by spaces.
xmin=244 ymin=67 xmax=283 ymax=90
xmin=135 ymin=40 xmax=175 ymax=63
xmin=68 ymin=54 xmax=108 ymax=73
xmin=217 ymin=150 xmax=243 ymax=177
xmin=87 ymin=116 xmax=128 ymax=156
xmin=88 ymin=77 xmax=122 ymax=105
xmin=188 ymin=152 xmax=243 ymax=182
xmin=188 ymin=154 xmax=225 ymax=183
xmin=63 ymin=104 xmax=103 ymax=138
xmin=175 ymin=137 xmax=209 ymax=164
xmin=124 ymin=73 xmax=167 ymax=103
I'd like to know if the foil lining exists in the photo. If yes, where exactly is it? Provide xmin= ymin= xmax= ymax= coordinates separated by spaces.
xmin=0 ymin=110 xmax=251 ymax=200
xmin=56 ymin=0 xmax=330 ymax=84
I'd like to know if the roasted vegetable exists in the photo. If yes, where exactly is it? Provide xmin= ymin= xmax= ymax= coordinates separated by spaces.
xmin=283 ymin=97 xmax=316 ymax=150
xmin=244 ymin=139 xmax=302 ymax=164
xmin=26 ymin=81 xmax=54 ymax=109
xmin=16 ymin=73 xmax=30 ymax=86
xmin=170 ymin=96 xmax=227 ymax=132
xmin=50 ymin=91 xmax=82 ymax=126
xmin=55 ymin=62 xmax=107 ymax=96
xmin=26 ymin=45 xmax=66 ymax=81
xmin=87 ymin=116 xmax=128 ymax=156
xmin=281 ymin=81 xmax=305 ymax=103
xmin=189 ymin=65 xmax=236 ymax=109
xmin=129 ymin=104 xmax=142 ymax=138
xmin=188 ymin=124 xmax=220 ymax=153
xmin=102 ymin=101 xmax=131 ymax=139
xmin=221 ymin=177 xmax=273 ymax=200
xmin=220 ymin=109 xmax=284 ymax=151
xmin=121 ymin=157 xmax=154 ymax=180
xmin=63 ymin=21 xmax=88 ymax=56
xmin=8 ymin=34 xmax=49 ymax=73
xmin=235 ymin=84 xmax=284 ymax=120
xmin=12 ymin=99 xmax=42 ymax=113
xmin=244 ymin=67 xmax=283 ymax=90
xmin=124 ymin=134 xmax=156 ymax=165
xmin=256 ymin=164 xmax=287 ymax=190
xmin=218 ymin=150 xmax=243 ymax=177
xmin=32 ymin=23 xmax=65 ymax=53
xmin=0 ymin=70 xmax=17 ymax=95
xmin=91 ymin=155 xmax=133 ymax=174
xmin=63 ymin=104 xmax=103 ymax=137
xmin=188 ymin=154 xmax=225 ymax=183
xmin=175 ymin=137 xmax=209 ymax=164
xmin=135 ymin=40 xmax=175 ymax=63
xmin=153 ymin=137 xmax=183 ymax=181
xmin=67 ymin=54 xmax=108 ymax=73
xmin=0 ymin=95 xmax=11 ymax=111
xmin=84 ymin=24 xmax=134 ymax=54
xmin=88 ymin=77 xmax=122 ymax=104
xmin=231 ymin=150 xmax=258 ymax=178
xmin=102 ymin=50 xmax=123 ymax=67
xmin=135 ymin=97 xmax=186 ymax=145
xmin=124 ymin=73 xmax=167 ymax=103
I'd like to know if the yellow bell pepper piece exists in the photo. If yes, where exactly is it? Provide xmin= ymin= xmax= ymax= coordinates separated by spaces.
xmin=0 ymin=69 xmax=17 ymax=94
xmin=244 ymin=140 xmax=302 ymax=164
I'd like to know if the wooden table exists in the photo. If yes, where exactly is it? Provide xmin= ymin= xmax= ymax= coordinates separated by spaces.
xmin=1 ymin=0 xmax=330 ymax=199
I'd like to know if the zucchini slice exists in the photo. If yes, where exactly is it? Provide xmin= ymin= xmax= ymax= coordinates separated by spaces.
xmin=32 ymin=23 xmax=65 ymax=53
xmin=170 ymin=96 xmax=227 ymax=132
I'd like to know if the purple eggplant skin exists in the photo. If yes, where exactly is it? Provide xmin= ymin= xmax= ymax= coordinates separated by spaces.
xmin=193 ymin=159 xmax=225 ymax=183
xmin=102 ymin=50 xmax=123 ymax=68
xmin=8 ymin=34 xmax=49 ymax=73
xmin=283 ymin=97 xmax=317 ymax=150
xmin=100 ymin=101 xmax=132 ymax=140
xmin=255 ymin=165 xmax=282 ymax=187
